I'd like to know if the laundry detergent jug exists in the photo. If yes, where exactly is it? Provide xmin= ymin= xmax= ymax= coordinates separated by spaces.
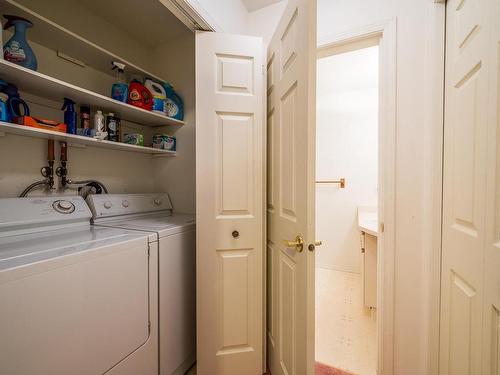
xmin=3 ymin=15 xmax=37 ymax=71
xmin=144 ymin=79 xmax=166 ymax=114
xmin=127 ymin=80 xmax=153 ymax=111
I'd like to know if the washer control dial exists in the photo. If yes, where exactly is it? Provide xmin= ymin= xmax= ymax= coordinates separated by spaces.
xmin=122 ymin=200 xmax=130 ymax=208
xmin=104 ymin=201 xmax=112 ymax=209
xmin=53 ymin=200 xmax=75 ymax=214
xmin=154 ymin=198 xmax=162 ymax=206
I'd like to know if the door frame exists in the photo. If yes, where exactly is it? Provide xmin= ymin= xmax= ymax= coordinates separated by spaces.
xmin=316 ymin=19 xmax=397 ymax=375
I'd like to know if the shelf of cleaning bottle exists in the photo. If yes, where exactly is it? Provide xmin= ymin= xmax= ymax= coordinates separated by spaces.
xmin=0 ymin=121 xmax=177 ymax=157
xmin=0 ymin=0 xmax=168 ymax=84
xmin=0 ymin=59 xmax=185 ymax=127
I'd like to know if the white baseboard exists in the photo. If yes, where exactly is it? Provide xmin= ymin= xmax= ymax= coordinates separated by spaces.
xmin=316 ymin=262 xmax=360 ymax=274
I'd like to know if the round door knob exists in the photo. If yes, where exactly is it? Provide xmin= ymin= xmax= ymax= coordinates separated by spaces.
xmin=104 ymin=201 xmax=112 ymax=209
xmin=232 ymin=230 xmax=239 ymax=238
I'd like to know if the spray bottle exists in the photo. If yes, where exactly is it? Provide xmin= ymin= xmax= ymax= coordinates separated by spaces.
xmin=3 ymin=15 xmax=37 ymax=70
xmin=111 ymin=61 xmax=128 ymax=102
xmin=61 ymin=98 xmax=77 ymax=134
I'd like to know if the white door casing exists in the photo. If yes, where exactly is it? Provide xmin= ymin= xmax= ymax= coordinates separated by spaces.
xmin=440 ymin=0 xmax=500 ymax=373
xmin=266 ymin=1 xmax=317 ymax=374
xmin=195 ymin=32 xmax=264 ymax=375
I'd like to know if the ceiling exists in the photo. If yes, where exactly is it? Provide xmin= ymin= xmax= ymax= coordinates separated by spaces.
xmin=241 ymin=0 xmax=284 ymax=12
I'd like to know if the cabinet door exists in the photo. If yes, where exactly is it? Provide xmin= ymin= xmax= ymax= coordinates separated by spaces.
xmin=195 ymin=32 xmax=264 ymax=375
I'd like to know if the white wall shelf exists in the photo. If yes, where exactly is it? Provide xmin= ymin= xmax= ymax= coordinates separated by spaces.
xmin=0 ymin=0 xmax=167 ymax=83
xmin=0 ymin=121 xmax=176 ymax=157
xmin=0 ymin=59 xmax=184 ymax=127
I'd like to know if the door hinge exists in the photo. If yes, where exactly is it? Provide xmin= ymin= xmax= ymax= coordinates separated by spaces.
xmin=380 ymin=222 xmax=385 ymax=233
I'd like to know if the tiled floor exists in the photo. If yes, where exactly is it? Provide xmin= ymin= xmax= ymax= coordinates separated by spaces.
xmin=315 ymin=268 xmax=377 ymax=375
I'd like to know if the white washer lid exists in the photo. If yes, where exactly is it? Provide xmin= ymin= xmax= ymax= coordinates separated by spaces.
xmin=94 ymin=212 xmax=195 ymax=239
xmin=0 ymin=226 xmax=151 ymax=272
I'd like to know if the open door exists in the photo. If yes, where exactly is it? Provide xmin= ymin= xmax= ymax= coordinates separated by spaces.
xmin=195 ymin=32 xmax=265 ymax=375
xmin=267 ymin=1 xmax=317 ymax=375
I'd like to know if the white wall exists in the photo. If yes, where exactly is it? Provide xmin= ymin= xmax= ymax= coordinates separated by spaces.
xmin=246 ymin=1 xmax=288 ymax=45
xmin=316 ymin=46 xmax=378 ymax=273
xmin=317 ymin=1 xmax=445 ymax=374
xmin=187 ymin=0 xmax=249 ymax=34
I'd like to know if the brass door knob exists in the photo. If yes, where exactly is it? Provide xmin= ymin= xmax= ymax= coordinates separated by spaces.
xmin=283 ymin=235 xmax=304 ymax=252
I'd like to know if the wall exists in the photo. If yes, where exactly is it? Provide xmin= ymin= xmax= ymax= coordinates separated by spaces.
xmin=246 ymin=1 xmax=288 ymax=45
xmin=317 ymin=0 xmax=445 ymax=374
xmin=187 ymin=0 xmax=249 ymax=34
xmin=316 ymin=46 xmax=378 ymax=273
xmin=151 ymin=34 xmax=196 ymax=214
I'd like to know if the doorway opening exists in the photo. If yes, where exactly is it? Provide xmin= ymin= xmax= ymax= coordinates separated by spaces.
xmin=315 ymin=42 xmax=380 ymax=375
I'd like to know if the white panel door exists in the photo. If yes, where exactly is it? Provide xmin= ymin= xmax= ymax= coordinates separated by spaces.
xmin=440 ymin=0 xmax=500 ymax=373
xmin=196 ymin=32 xmax=264 ymax=375
xmin=267 ymin=1 xmax=317 ymax=374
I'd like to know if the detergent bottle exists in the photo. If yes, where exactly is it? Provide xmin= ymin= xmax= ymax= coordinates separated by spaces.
xmin=163 ymin=82 xmax=184 ymax=121
xmin=0 ymin=79 xmax=29 ymax=121
xmin=110 ymin=61 xmax=128 ymax=102
xmin=3 ymin=15 xmax=37 ymax=71
xmin=61 ymin=98 xmax=77 ymax=134
xmin=127 ymin=79 xmax=153 ymax=111
xmin=144 ymin=78 xmax=166 ymax=114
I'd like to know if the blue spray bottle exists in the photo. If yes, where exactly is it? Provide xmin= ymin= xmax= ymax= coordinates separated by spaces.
xmin=61 ymin=98 xmax=77 ymax=134
xmin=3 ymin=15 xmax=37 ymax=71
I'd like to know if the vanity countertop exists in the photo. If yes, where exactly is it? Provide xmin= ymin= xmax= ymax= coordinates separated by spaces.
xmin=358 ymin=207 xmax=378 ymax=237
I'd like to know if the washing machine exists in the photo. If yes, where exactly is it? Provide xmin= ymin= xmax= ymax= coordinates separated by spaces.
xmin=87 ymin=193 xmax=196 ymax=375
xmin=0 ymin=196 xmax=158 ymax=375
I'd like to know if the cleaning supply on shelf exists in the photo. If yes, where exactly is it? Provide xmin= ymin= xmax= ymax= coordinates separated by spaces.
xmin=0 ymin=79 xmax=29 ymax=121
xmin=144 ymin=78 xmax=166 ymax=114
xmin=61 ymin=97 xmax=77 ymax=134
xmin=79 ymin=105 xmax=91 ymax=137
xmin=93 ymin=110 xmax=107 ymax=140
xmin=152 ymin=134 xmax=176 ymax=151
xmin=3 ymin=15 xmax=37 ymax=71
xmin=110 ymin=61 xmax=128 ymax=102
xmin=163 ymin=82 xmax=183 ymax=121
xmin=106 ymin=112 xmax=120 ymax=142
xmin=0 ymin=93 xmax=8 ymax=122
xmin=123 ymin=133 xmax=144 ymax=146
xmin=127 ymin=79 xmax=153 ymax=111
xmin=14 ymin=116 xmax=66 ymax=132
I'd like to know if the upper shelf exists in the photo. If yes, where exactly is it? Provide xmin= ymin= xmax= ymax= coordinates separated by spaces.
xmin=0 ymin=0 xmax=166 ymax=82
xmin=0 ymin=59 xmax=185 ymax=127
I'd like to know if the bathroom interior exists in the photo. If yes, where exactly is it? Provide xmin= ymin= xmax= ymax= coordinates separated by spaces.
xmin=315 ymin=43 xmax=379 ymax=375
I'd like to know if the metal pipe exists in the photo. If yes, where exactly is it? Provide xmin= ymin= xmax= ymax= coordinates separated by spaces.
xmin=19 ymin=180 xmax=49 ymax=197
xmin=66 ymin=179 xmax=109 ymax=194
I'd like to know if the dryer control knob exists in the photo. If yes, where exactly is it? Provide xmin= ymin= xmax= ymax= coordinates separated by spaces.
xmin=53 ymin=200 xmax=75 ymax=214
xmin=122 ymin=200 xmax=130 ymax=208
xmin=104 ymin=201 xmax=112 ymax=209
xmin=154 ymin=198 xmax=162 ymax=206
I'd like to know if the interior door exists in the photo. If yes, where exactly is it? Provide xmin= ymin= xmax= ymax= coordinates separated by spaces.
xmin=195 ymin=32 xmax=264 ymax=375
xmin=439 ymin=0 xmax=499 ymax=373
xmin=266 ymin=1 xmax=317 ymax=374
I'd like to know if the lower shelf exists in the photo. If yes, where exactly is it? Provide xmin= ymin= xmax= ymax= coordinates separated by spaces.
xmin=0 ymin=122 xmax=176 ymax=157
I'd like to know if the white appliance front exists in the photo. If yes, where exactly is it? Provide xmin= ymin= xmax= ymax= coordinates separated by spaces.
xmin=87 ymin=193 xmax=196 ymax=375
xmin=0 ymin=196 xmax=158 ymax=375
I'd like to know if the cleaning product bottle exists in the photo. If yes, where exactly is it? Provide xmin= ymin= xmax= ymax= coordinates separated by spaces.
xmin=0 ymin=79 xmax=29 ymax=121
xmin=144 ymin=78 xmax=166 ymax=114
xmin=61 ymin=98 xmax=77 ymax=134
xmin=110 ymin=61 xmax=128 ymax=102
xmin=127 ymin=79 xmax=153 ymax=111
xmin=3 ymin=15 xmax=37 ymax=71
xmin=106 ymin=113 xmax=120 ymax=142
xmin=0 ymin=93 xmax=8 ymax=122
xmin=93 ymin=110 xmax=106 ymax=139
xmin=79 ymin=105 xmax=91 ymax=137
xmin=163 ymin=82 xmax=184 ymax=121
